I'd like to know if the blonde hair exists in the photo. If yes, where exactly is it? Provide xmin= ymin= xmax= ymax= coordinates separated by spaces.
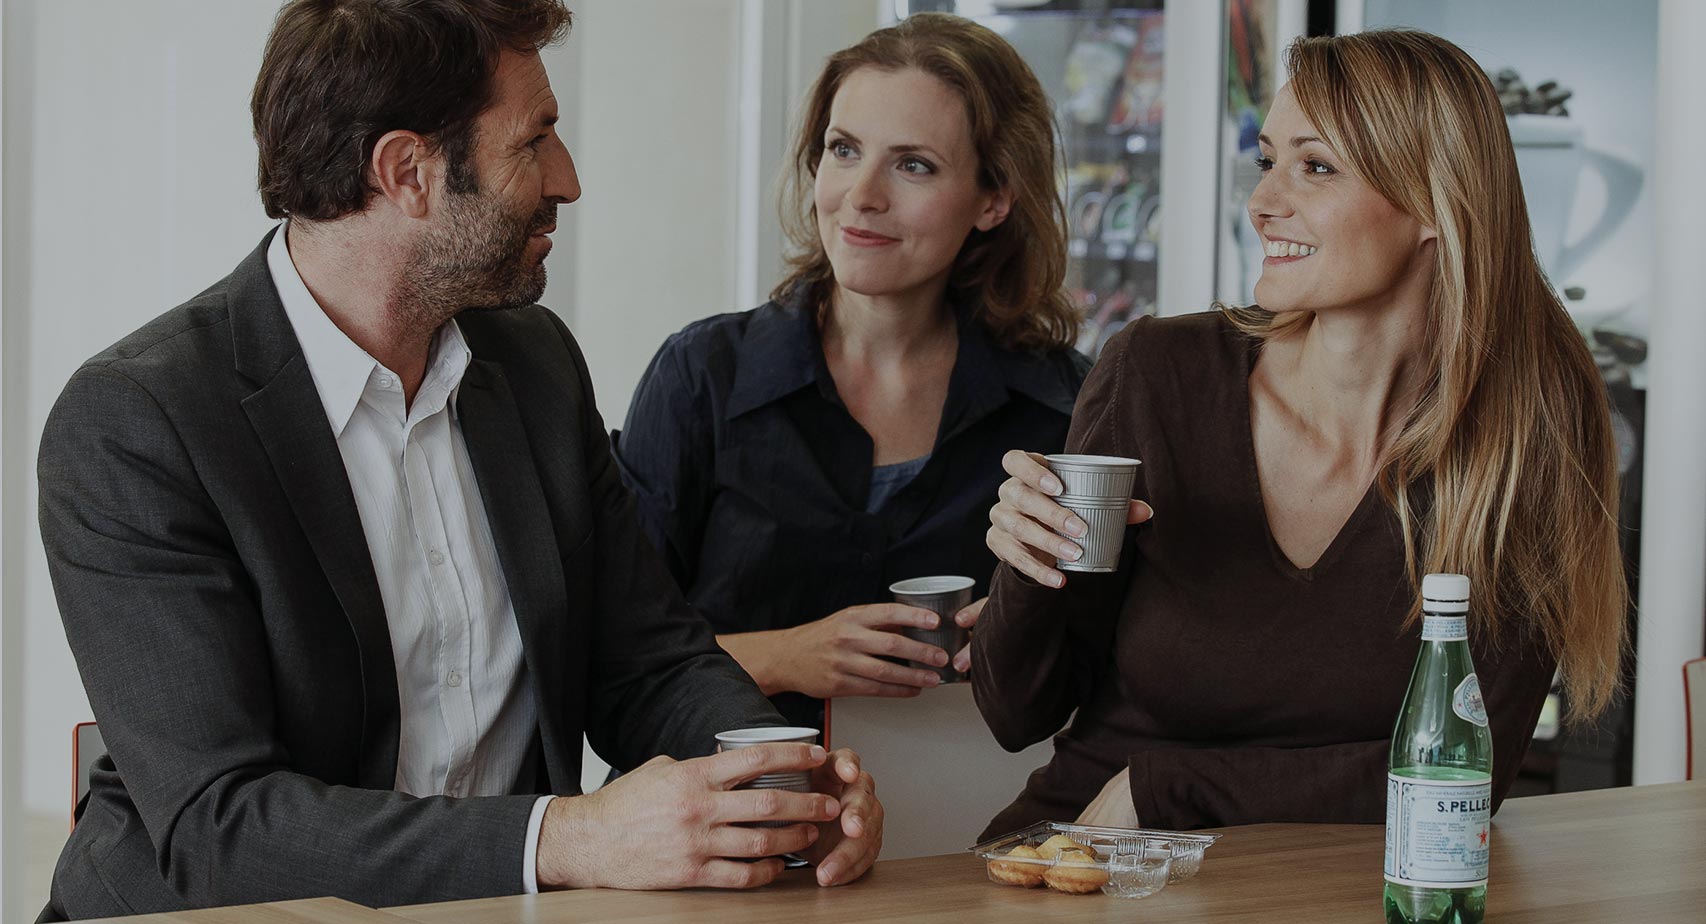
xmin=1227 ymin=31 xmax=1627 ymax=719
xmin=773 ymin=12 xmax=1077 ymax=352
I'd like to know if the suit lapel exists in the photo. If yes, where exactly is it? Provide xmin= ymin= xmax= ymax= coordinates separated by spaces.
xmin=230 ymin=229 xmax=400 ymax=789
xmin=457 ymin=358 xmax=573 ymax=787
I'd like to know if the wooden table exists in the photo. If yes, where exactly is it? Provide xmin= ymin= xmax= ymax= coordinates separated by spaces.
xmin=383 ymin=781 xmax=1706 ymax=923
xmin=76 ymin=897 xmax=407 ymax=924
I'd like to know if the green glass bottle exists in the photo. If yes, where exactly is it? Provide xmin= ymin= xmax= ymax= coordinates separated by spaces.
xmin=1383 ymin=573 xmax=1493 ymax=924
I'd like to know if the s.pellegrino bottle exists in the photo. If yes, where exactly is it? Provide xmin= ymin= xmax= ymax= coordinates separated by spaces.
xmin=1383 ymin=573 xmax=1492 ymax=924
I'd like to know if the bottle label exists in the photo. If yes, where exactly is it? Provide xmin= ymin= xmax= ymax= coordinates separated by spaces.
xmin=1421 ymin=615 xmax=1468 ymax=641
xmin=1384 ymin=773 xmax=1491 ymax=888
xmin=1453 ymin=673 xmax=1489 ymax=727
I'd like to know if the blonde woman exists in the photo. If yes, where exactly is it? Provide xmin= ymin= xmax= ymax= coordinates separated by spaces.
xmin=975 ymin=30 xmax=1626 ymax=837
xmin=614 ymin=13 xmax=1086 ymax=732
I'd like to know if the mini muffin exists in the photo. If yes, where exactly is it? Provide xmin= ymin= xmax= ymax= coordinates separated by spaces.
xmin=987 ymin=845 xmax=1046 ymax=888
xmin=1044 ymin=849 xmax=1110 ymax=894
xmin=1036 ymin=834 xmax=1089 ymax=859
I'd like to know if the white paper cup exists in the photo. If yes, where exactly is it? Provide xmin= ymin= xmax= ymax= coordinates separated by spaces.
xmin=715 ymin=727 xmax=820 ymax=825
xmin=889 ymin=576 xmax=975 ymax=683
xmin=1056 ymin=496 xmax=1130 ymax=572
xmin=1045 ymin=454 xmax=1141 ymax=500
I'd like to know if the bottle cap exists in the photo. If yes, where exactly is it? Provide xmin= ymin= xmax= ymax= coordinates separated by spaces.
xmin=1422 ymin=573 xmax=1471 ymax=603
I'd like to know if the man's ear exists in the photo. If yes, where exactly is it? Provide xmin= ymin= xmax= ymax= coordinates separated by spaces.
xmin=370 ymin=129 xmax=434 ymax=218
xmin=975 ymin=186 xmax=1013 ymax=232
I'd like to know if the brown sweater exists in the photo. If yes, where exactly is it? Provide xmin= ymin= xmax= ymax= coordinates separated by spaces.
xmin=972 ymin=312 xmax=1555 ymax=838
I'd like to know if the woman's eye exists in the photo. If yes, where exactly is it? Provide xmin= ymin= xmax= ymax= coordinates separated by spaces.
xmin=899 ymin=156 xmax=934 ymax=175
xmin=1306 ymin=159 xmax=1335 ymax=175
xmin=1254 ymin=155 xmax=1274 ymax=172
xmin=828 ymin=140 xmax=855 ymax=159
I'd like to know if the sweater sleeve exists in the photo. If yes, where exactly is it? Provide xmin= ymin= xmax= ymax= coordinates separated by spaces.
xmin=972 ymin=321 xmax=1148 ymax=752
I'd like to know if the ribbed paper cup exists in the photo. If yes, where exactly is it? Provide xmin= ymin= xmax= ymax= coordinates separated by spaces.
xmin=890 ymin=576 xmax=975 ymax=683
xmin=1045 ymin=454 xmax=1141 ymax=500
xmin=1055 ymin=496 xmax=1130 ymax=572
xmin=715 ymin=727 xmax=819 ymax=824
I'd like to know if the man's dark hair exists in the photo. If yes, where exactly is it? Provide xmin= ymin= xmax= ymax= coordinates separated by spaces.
xmin=252 ymin=0 xmax=571 ymax=221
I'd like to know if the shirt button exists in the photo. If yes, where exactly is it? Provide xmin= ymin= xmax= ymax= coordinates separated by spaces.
xmin=428 ymin=549 xmax=445 ymax=566
xmin=378 ymin=375 xmax=394 ymax=389
xmin=447 ymin=670 xmax=462 ymax=687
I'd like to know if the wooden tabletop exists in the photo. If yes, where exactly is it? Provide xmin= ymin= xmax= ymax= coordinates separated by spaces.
xmin=75 ymin=897 xmax=407 ymax=924
xmin=383 ymin=781 xmax=1706 ymax=924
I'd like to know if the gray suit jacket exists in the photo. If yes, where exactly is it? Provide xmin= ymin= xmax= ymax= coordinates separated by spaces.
xmin=37 ymin=230 xmax=783 ymax=920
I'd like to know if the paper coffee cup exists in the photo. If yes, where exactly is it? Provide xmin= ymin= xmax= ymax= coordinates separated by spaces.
xmin=1045 ymin=454 xmax=1140 ymax=500
xmin=889 ymin=575 xmax=974 ymax=683
xmin=1055 ymin=496 xmax=1130 ymax=572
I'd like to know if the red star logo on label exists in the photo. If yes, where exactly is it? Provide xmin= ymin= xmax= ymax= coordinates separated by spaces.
xmin=1478 ymin=827 xmax=1488 ymax=847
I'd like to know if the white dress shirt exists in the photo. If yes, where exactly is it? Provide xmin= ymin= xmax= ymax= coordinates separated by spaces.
xmin=268 ymin=224 xmax=554 ymax=892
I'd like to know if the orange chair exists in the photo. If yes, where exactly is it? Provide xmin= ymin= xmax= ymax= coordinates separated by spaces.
xmin=1686 ymin=658 xmax=1705 ymax=781
xmin=71 ymin=721 xmax=104 ymax=831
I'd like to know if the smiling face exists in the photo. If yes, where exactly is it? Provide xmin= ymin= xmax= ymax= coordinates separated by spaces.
xmin=813 ymin=66 xmax=1010 ymax=306
xmin=409 ymin=50 xmax=580 ymax=313
xmin=1248 ymin=85 xmax=1434 ymax=315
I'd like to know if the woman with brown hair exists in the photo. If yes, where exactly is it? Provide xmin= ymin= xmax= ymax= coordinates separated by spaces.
xmin=976 ymin=29 xmax=1627 ymax=836
xmin=613 ymin=13 xmax=1087 ymax=730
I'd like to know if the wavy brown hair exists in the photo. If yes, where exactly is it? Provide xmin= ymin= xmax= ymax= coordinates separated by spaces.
xmin=1227 ymin=31 xmax=1627 ymax=719
xmin=773 ymin=12 xmax=1077 ymax=352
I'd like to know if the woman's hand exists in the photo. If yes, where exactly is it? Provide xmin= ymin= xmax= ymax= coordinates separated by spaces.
xmin=949 ymin=597 xmax=986 ymax=674
xmin=1074 ymin=767 xmax=1138 ymax=829
xmin=985 ymin=450 xmax=1152 ymax=588
xmin=724 ymin=605 xmax=950 ymax=699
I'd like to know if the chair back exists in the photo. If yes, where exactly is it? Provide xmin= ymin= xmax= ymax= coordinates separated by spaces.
xmin=72 ymin=721 xmax=105 ymax=831
xmin=825 ymin=683 xmax=1058 ymax=858
xmin=1686 ymin=658 xmax=1705 ymax=781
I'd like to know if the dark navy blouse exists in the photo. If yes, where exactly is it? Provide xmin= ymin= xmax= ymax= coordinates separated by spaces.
xmin=612 ymin=290 xmax=1089 ymax=726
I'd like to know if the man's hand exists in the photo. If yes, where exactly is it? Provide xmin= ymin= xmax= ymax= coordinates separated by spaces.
xmin=800 ymin=748 xmax=882 ymax=886
xmin=535 ymin=743 xmax=841 ymax=890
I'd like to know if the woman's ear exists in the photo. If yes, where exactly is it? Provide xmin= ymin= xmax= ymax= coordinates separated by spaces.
xmin=976 ymin=187 xmax=1014 ymax=232
xmin=369 ymin=129 xmax=433 ymax=219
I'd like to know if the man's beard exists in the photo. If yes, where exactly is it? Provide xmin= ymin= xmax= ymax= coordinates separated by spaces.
xmin=395 ymin=185 xmax=557 ymax=335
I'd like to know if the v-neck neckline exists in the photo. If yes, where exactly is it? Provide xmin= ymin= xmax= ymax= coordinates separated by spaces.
xmin=1236 ymin=336 xmax=1382 ymax=582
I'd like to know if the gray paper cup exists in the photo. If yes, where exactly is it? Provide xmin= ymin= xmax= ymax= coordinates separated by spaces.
xmin=715 ymin=727 xmax=819 ymax=825
xmin=1045 ymin=454 xmax=1141 ymax=500
xmin=1056 ymin=495 xmax=1130 ymax=572
xmin=889 ymin=575 xmax=974 ymax=683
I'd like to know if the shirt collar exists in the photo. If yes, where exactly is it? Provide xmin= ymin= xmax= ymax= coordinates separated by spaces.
xmin=724 ymin=286 xmax=1080 ymax=422
xmin=268 ymin=221 xmax=471 ymax=436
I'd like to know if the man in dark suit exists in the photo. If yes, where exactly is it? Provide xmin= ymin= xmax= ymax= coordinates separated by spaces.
xmin=35 ymin=2 xmax=881 ymax=919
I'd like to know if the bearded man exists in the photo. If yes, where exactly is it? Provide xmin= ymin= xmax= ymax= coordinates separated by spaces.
xmin=35 ymin=2 xmax=881 ymax=920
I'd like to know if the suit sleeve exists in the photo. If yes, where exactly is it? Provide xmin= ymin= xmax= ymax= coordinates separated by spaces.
xmin=40 ymin=365 xmax=540 ymax=910
xmin=610 ymin=334 xmax=714 ymax=591
xmin=546 ymin=315 xmax=784 ymax=772
xmin=1124 ymin=619 xmax=1557 ymax=829
xmin=971 ymin=323 xmax=1140 ymax=752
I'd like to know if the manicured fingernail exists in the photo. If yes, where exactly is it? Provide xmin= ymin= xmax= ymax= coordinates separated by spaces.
xmin=847 ymin=814 xmax=862 ymax=836
xmin=925 ymin=673 xmax=940 ymax=686
xmin=819 ymin=864 xmax=837 ymax=883
xmin=954 ymin=654 xmax=969 ymax=671
xmin=809 ymin=745 xmax=825 ymax=760
xmin=926 ymin=614 xmax=939 ymax=628
xmin=1059 ymin=541 xmax=1082 ymax=560
xmin=1042 ymin=475 xmax=1063 ymax=495
xmin=1066 ymin=517 xmax=1087 ymax=538
xmin=1047 ymin=572 xmax=1065 ymax=588
xmin=934 ymin=649 xmax=949 ymax=666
